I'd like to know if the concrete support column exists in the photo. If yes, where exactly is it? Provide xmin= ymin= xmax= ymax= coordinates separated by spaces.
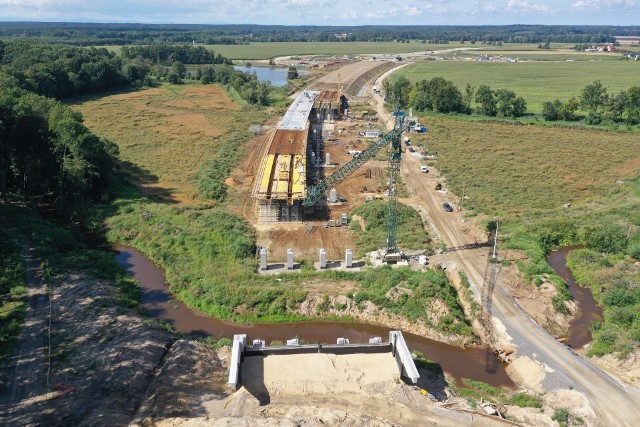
xmin=260 ymin=248 xmax=268 ymax=270
xmin=319 ymin=249 xmax=327 ymax=269
xmin=286 ymin=248 xmax=294 ymax=270
xmin=345 ymin=249 xmax=353 ymax=268
xmin=329 ymin=188 xmax=338 ymax=203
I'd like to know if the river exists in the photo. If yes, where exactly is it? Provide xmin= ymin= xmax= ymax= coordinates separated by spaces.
xmin=115 ymin=245 xmax=513 ymax=387
xmin=548 ymin=245 xmax=604 ymax=349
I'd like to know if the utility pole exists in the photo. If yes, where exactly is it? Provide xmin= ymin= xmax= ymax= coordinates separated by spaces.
xmin=460 ymin=182 xmax=465 ymax=221
xmin=492 ymin=221 xmax=499 ymax=260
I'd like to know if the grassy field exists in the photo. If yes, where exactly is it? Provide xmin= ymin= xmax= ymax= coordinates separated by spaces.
xmin=398 ymin=60 xmax=639 ymax=113
xmin=99 ymin=41 xmax=467 ymax=60
xmin=416 ymin=117 xmax=640 ymax=215
xmin=71 ymin=84 xmax=271 ymax=203
xmin=350 ymin=201 xmax=432 ymax=256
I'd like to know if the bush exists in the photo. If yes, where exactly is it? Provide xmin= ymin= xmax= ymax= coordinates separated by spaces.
xmin=508 ymin=392 xmax=542 ymax=408
xmin=551 ymin=408 xmax=570 ymax=425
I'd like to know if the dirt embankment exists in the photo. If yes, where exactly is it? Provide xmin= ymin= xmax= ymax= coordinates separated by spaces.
xmin=502 ymin=263 xmax=573 ymax=339
xmin=1 ymin=271 xmax=175 ymax=426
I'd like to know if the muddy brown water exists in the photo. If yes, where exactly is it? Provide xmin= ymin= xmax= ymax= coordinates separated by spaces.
xmin=115 ymin=245 xmax=513 ymax=387
xmin=548 ymin=245 xmax=604 ymax=349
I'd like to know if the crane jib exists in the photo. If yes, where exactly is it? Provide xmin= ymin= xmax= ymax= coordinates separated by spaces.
xmin=303 ymin=116 xmax=404 ymax=208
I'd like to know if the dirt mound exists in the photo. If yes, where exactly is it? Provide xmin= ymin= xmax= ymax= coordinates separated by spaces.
xmin=3 ymin=273 xmax=174 ymax=426
xmin=135 ymin=340 xmax=229 ymax=420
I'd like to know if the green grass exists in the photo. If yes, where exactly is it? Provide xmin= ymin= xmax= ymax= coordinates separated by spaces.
xmin=413 ymin=117 xmax=640 ymax=215
xmin=448 ymin=377 xmax=541 ymax=408
xmin=566 ymin=248 xmax=640 ymax=358
xmin=0 ymin=205 xmax=141 ymax=309
xmin=397 ymin=60 xmax=639 ymax=113
xmin=71 ymin=83 xmax=274 ymax=201
xmin=411 ymin=112 xmax=640 ymax=349
xmin=350 ymin=201 xmax=432 ymax=256
xmin=96 ymin=42 xmax=463 ymax=60
xmin=101 ymin=197 xmax=473 ymax=335
xmin=0 ymin=229 xmax=26 ymax=362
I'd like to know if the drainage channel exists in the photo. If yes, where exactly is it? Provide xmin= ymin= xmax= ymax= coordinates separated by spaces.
xmin=115 ymin=244 xmax=514 ymax=388
xmin=548 ymin=245 xmax=604 ymax=349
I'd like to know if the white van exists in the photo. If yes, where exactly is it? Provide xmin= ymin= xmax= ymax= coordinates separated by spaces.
xmin=420 ymin=166 xmax=428 ymax=173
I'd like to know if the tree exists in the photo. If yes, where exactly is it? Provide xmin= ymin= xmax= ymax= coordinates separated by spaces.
xmin=172 ymin=61 xmax=187 ymax=79
xmin=542 ymin=100 xmax=562 ymax=121
xmin=495 ymin=89 xmax=517 ymax=117
xmin=511 ymin=96 xmax=527 ymax=118
xmin=606 ymin=90 xmax=627 ymax=122
xmin=287 ymin=66 xmax=299 ymax=79
xmin=167 ymin=72 xmax=181 ymax=84
xmin=463 ymin=83 xmax=475 ymax=113
xmin=388 ymin=75 xmax=411 ymax=108
xmin=200 ymin=66 xmax=215 ymax=84
xmin=581 ymin=80 xmax=608 ymax=124
xmin=475 ymin=85 xmax=496 ymax=116
xmin=433 ymin=83 xmax=465 ymax=113
xmin=562 ymin=97 xmax=580 ymax=121
xmin=627 ymin=86 xmax=640 ymax=124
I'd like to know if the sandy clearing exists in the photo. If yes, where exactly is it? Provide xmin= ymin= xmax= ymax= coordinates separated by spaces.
xmin=241 ymin=352 xmax=400 ymax=396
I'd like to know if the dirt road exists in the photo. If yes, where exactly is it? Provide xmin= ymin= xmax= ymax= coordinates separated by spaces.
xmin=371 ymin=65 xmax=640 ymax=426
xmin=308 ymin=60 xmax=390 ymax=92
xmin=0 ymin=227 xmax=49 ymax=426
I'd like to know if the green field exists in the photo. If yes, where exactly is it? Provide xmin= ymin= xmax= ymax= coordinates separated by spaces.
xmin=398 ymin=60 xmax=639 ymax=113
xmin=98 ymin=42 xmax=466 ymax=60
xmin=415 ymin=117 xmax=640 ymax=214
xmin=204 ymin=42 xmax=470 ymax=59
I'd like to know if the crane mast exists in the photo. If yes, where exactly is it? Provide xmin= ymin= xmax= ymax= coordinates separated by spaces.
xmin=304 ymin=111 xmax=405 ymax=260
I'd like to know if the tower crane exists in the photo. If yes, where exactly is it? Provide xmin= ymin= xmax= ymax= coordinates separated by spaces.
xmin=303 ymin=111 xmax=406 ymax=261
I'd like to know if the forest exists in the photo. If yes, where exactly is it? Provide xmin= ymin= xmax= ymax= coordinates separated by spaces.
xmin=1 ymin=22 xmax=638 ymax=45
xmin=0 ymin=38 xmax=270 ymax=213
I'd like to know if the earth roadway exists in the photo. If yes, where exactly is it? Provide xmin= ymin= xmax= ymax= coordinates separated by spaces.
xmin=364 ymin=62 xmax=640 ymax=426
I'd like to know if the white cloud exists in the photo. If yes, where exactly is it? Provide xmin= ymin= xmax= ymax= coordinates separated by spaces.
xmin=476 ymin=1 xmax=499 ymax=12
xmin=572 ymin=0 xmax=635 ymax=10
xmin=506 ymin=0 xmax=550 ymax=13
xmin=366 ymin=8 xmax=398 ymax=19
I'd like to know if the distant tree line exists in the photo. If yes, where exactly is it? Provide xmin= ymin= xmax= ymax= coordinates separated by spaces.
xmin=543 ymin=81 xmax=640 ymax=126
xmin=0 ymin=39 xmax=149 ymax=99
xmin=1 ymin=22 xmax=638 ymax=46
xmin=384 ymin=74 xmax=640 ymax=127
xmin=121 ymin=45 xmax=232 ymax=65
xmin=384 ymin=76 xmax=527 ymax=118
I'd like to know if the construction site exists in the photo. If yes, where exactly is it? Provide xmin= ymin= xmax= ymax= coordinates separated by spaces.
xmin=252 ymin=89 xmax=347 ymax=223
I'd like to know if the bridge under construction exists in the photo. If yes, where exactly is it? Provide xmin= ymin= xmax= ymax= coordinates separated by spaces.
xmin=253 ymin=89 xmax=346 ymax=223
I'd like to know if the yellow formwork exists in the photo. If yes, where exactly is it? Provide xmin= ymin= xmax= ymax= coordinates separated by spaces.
xmin=271 ymin=155 xmax=290 ymax=198
xmin=291 ymin=154 xmax=306 ymax=198
xmin=258 ymin=154 xmax=276 ymax=195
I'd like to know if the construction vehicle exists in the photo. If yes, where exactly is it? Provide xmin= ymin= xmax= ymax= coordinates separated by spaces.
xmin=304 ymin=112 xmax=405 ymax=262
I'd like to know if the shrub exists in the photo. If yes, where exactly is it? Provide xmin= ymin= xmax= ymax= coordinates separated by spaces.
xmin=551 ymin=408 xmax=570 ymax=425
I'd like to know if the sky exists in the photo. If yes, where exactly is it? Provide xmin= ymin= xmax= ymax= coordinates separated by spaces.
xmin=0 ymin=0 xmax=638 ymax=26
